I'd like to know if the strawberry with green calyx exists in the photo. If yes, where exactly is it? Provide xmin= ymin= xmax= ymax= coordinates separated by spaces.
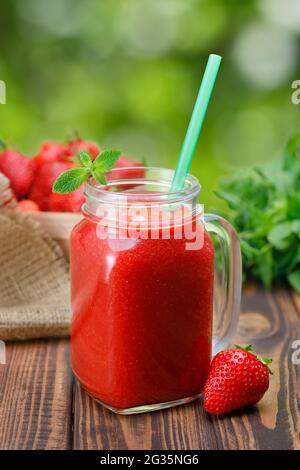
xmin=53 ymin=149 xmax=121 ymax=194
xmin=204 ymin=345 xmax=273 ymax=416
xmin=67 ymin=138 xmax=100 ymax=160
xmin=234 ymin=344 xmax=273 ymax=374
xmin=34 ymin=142 xmax=72 ymax=167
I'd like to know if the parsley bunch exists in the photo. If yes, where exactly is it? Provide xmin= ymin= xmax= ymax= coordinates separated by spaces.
xmin=216 ymin=134 xmax=300 ymax=293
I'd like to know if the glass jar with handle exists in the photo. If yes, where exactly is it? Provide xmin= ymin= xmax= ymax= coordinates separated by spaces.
xmin=70 ymin=167 xmax=242 ymax=414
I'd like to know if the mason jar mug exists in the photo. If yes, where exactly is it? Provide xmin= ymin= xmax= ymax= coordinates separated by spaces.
xmin=70 ymin=167 xmax=242 ymax=414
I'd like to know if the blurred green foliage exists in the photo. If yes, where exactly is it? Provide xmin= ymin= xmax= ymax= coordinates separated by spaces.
xmin=216 ymin=133 xmax=300 ymax=292
xmin=0 ymin=0 xmax=299 ymax=207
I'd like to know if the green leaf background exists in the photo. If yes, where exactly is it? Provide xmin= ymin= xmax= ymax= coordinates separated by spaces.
xmin=1 ymin=1 xmax=299 ymax=209
xmin=216 ymin=135 xmax=300 ymax=293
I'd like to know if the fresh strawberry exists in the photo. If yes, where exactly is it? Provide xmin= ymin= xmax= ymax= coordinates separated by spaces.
xmin=0 ymin=149 xmax=36 ymax=198
xmin=106 ymin=156 xmax=145 ymax=188
xmin=30 ymin=160 xmax=73 ymax=210
xmin=34 ymin=142 xmax=72 ymax=166
xmin=47 ymin=187 xmax=84 ymax=212
xmin=29 ymin=187 xmax=49 ymax=211
xmin=112 ymin=155 xmax=144 ymax=177
xmin=67 ymin=138 xmax=100 ymax=159
xmin=204 ymin=345 xmax=272 ymax=416
xmin=17 ymin=199 xmax=40 ymax=212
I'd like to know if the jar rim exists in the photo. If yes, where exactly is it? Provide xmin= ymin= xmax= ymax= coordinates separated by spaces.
xmin=85 ymin=166 xmax=201 ymax=205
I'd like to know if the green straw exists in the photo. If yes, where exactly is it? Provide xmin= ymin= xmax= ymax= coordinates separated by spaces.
xmin=171 ymin=54 xmax=222 ymax=192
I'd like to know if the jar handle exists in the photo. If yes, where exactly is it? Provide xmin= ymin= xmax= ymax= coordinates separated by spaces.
xmin=203 ymin=214 xmax=242 ymax=355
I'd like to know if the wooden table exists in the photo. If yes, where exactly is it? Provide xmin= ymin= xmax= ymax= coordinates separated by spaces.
xmin=0 ymin=284 xmax=299 ymax=450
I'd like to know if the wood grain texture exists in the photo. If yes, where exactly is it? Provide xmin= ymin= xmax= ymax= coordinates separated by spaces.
xmin=0 ymin=286 xmax=298 ymax=450
xmin=0 ymin=339 xmax=72 ymax=450
xmin=72 ymin=285 xmax=300 ymax=450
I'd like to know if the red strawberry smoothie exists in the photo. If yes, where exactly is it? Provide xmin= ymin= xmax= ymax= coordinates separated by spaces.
xmin=70 ymin=215 xmax=214 ymax=411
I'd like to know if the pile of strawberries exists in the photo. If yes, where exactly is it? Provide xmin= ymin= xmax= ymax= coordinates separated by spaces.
xmin=0 ymin=139 xmax=141 ymax=213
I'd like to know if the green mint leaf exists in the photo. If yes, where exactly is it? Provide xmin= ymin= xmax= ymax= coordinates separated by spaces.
xmin=78 ymin=151 xmax=93 ymax=169
xmin=282 ymin=132 xmax=300 ymax=171
xmin=253 ymin=246 xmax=273 ymax=287
xmin=51 ymin=147 xmax=123 ymax=194
xmin=94 ymin=149 xmax=121 ymax=172
xmin=267 ymin=222 xmax=294 ymax=250
xmin=287 ymin=194 xmax=300 ymax=219
xmin=292 ymin=220 xmax=300 ymax=235
xmin=92 ymin=168 xmax=107 ymax=185
xmin=53 ymin=168 xmax=89 ymax=194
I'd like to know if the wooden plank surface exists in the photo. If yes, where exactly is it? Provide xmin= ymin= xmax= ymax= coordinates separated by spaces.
xmin=72 ymin=285 xmax=300 ymax=450
xmin=0 ymin=339 xmax=72 ymax=450
xmin=0 ymin=286 xmax=299 ymax=450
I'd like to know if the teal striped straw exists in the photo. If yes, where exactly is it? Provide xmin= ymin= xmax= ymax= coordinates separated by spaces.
xmin=171 ymin=54 xmax=222 ymax=192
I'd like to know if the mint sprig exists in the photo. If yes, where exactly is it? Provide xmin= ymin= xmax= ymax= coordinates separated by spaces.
xmin=215 ymin=133 xmax=300 ymax=294
xmin=78 ymin=151 xmax=93 ymax=170
xmin=53 ymin=149 xmax=121 ymax=194
xmin=93 ymin=149 xmax=122 ymax=172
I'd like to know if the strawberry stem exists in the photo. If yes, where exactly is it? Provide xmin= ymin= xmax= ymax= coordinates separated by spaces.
xmin=67 ymin=130 xmax=81 ymax=143
xmin=235 ymin=344 xmax=253 ymax=352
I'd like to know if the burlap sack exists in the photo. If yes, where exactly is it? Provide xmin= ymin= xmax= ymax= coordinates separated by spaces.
xmin=0 ymin=173 xmax=70 ymax=340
